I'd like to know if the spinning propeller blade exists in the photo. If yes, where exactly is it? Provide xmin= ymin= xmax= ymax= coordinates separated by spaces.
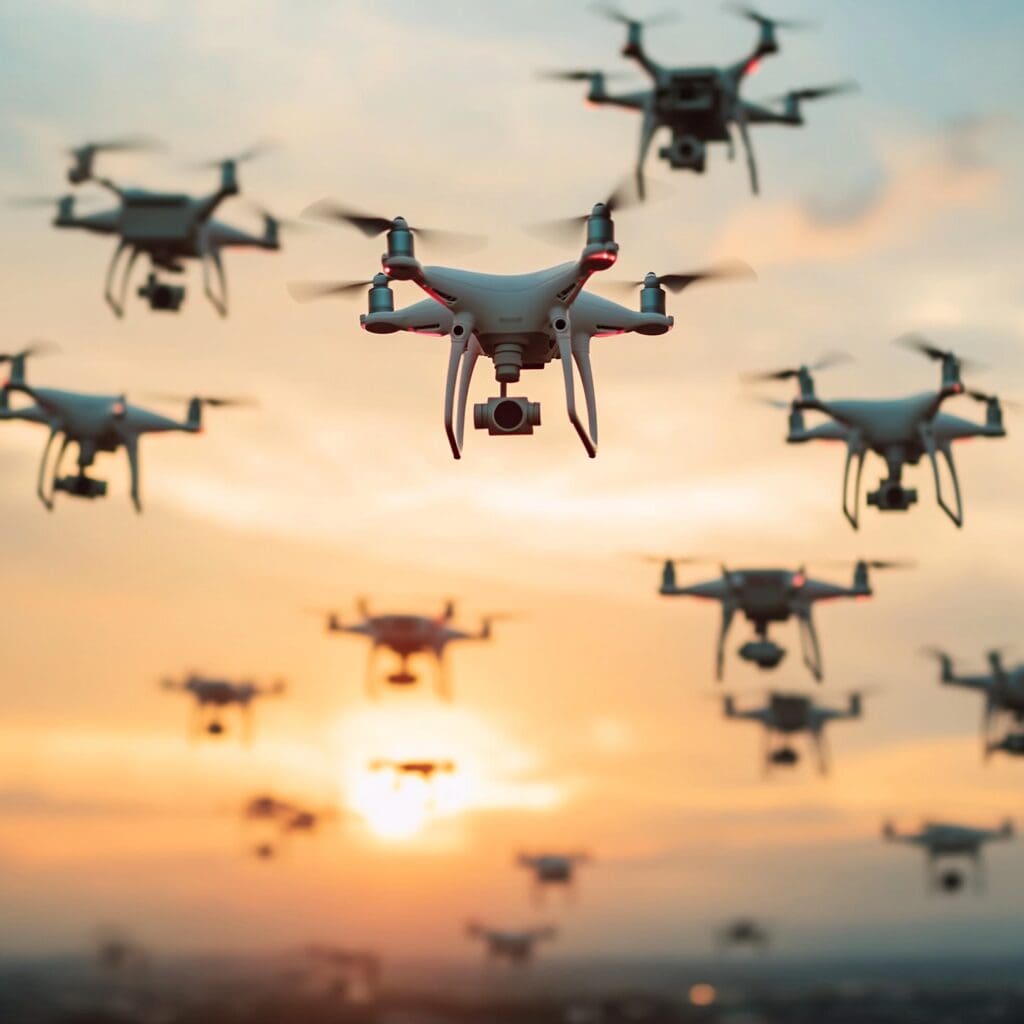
xmin=69 ymin=135 xmax=161 ymax=159
xmin=533 ymin=179 xmax=640 ymax=243
xmin=0 ymin=340 xmax=56 ymax=363
xmin=194 ymin=141 xmax=276 ymax=169
xmin=287 ymin=279 xmax=377 ymax=303
xmin=894 ymin=333 xmax=982 ymax=371
xmin=727 ymin=3 xmax=815 ymax=30
xmin=301 ymin=200 xmax=483 ymax=249
xmin=776 ymin=82 xmax=859 ymax=103
xmin=743 ymin=350 xmax=851 ymax=382
xmin=8 ymin=194 xmax=76 ymax=208
xmin=538 ymin=68 xmax=624 ymax=82
xmin=966 ymin=389 xmax=1020 ymax=410
xmin=146 ymin=393 xmax=257 ymax=409
xmin=610 ymin=261 xmax=755 ymax=294
xmin=592 ymin=4 xmax=677 ymax=27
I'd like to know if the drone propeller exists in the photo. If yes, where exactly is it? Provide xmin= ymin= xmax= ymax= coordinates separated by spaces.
xmin=146 ymin=393 xmax=257 ymax=409
xmin=727 ymin=3 xmax=815 ymax=30
xmin=860 ymin=559 xmax=915 ymax=571
xmin=743 ymin=350 xmax=851 ymax=383
xmin=301 ymin=200 xmax=483 ymax=249
xmin=0 ymin=340 xmax=56 ymax=363
xmin=966 ymin=389 xmax=1021 ymax=411
xmin=893 ymin=334 xmax=982 ymax=371
xmin=593 ymin=4 xmax=677 ymax=28
xmin=194 ymin=142 xmax=275 ymax=170
xmin=533 ymin=179 xmax=641 ymax=244
xmin=286 ymin=279 xmax=378 ymax=303
xmin=634 ymin=553 xmax=717 ymax=565
xmin=774 ymin=82 xmax=858 ymax=103
xmin=7 ymin=194 xmax=78 ymax=208
xmin=245 ymin=201 xmax=306 ymax=232
xmin=538 ymin=68 xmax=625 ymax=82
xmin=69 ymin=135 xmax=161 ymax=159
xmin=609 ymin=261 xmax=755 ymax=295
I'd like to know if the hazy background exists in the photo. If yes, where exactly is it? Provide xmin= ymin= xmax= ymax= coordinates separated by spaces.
xmin=1 ymin=0 xmax=1023 ymax=962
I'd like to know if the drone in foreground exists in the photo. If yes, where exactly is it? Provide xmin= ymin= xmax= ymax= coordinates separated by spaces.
xmin=243 ymin=794 xmax=327 ymax=859
xmin=723 ymin=690 xmax=864 ymax=774
xmin=517 ymin=852 xmax=591 ymax=902
xmin=545 ymin=5 xmax=855 ymax=197
xmin=465 ymin=921 xmax=557 ymax=965
xmin=161 ymin=672 xmax=286 ymax=741
xmin=717 ymin=917 xmax=771 ymax=953
xmin=291 ymin=191 xmax=749 ymax=458
xmin=751 ymin=337 xmax=1007 ymax=529
xmin=883 ymin=819 xmax=1015 ymax=894
xmin=15 ymin=137 xmax=285 ymax=316
xmin=320 ymin=599 xmax=504 ymax=699
xmin=925 ymin=647 xmax=1024 ymax=759
xmin=0 ymin=345 xmax=247 ymax=513
xmin=653 ymin=556 xmax=902 ymax=681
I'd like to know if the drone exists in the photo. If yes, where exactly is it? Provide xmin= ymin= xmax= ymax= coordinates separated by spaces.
xmin=545 ymin=5 xmax=855 ymax=197
xmin=717 ymin=917 xmax=770 ymax=953
xmin=370 ymin=759 xmax=456 ymax=787
xmin=14 ymin=137 xmax=285 ymax=317
xmin=652 ymin=556 xmax=902 ymax=681
xmin=320 ymin=599 xmax=504 ymax=699
xmin=925 ymin=648 xmax=1024 ymax=759
xmin=751 ymin=337 xmax=1008 ymax=529
xmin=516 ymin=852 xmax=591 ymax=901
xmin=723 ymin=690 xmax=864 ymax=774
xmin=465 ymin=921 xmax=557 ymax=965
xmin=290 ymin=192 xmax=750 ymax=458
xmin=883 ymin=819 xmax=1015 ymax=894
xmin=243 ymin=794 xmax=326 ymax=859
xmin=304 ymin=946 xmax=381 ymax=1003
xmin=161 ymin=672 xmax=286 ymax=741
xmin=0 ymin=345 xmax=247 ymax=512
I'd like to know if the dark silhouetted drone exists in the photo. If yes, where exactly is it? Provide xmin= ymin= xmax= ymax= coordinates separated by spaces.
xmin=925 ymin=648 xmax=1024 ymax=759
xmin=545 ymin=5 xmax=854 ymax=197
xmin=321 ymin=599 xmax=503 ymax=699
xmin=466 ymin=921 xmax=557 ymax=965
xmin=883 ymin=819 xmax=1015 ymax=894
xmin=161 ymin=672 xmax=286 ymax=741
xmin=517 ymin=852 xmax=591 ymax=901
xmin=0 ymin=345 xmax=247 ymax=512
xmin=243 ymin=793 xmax=326 ymax=859
xmin=291 ymin=192 xmax=749 ymax=457
xmin=15 ymin=137 xmax=285 ymax=317
xmin=370 ymin=759 xmax=456 ymax=786
xmin=652 ymin=557 xmax=902 ymax=681
xmin=751 ymin=337 xmax=1007 ymax=529
xmin=717 ymin=917 xmax=770 ymax=953
xmin=723 ymin=690 xmax=864 ymax=774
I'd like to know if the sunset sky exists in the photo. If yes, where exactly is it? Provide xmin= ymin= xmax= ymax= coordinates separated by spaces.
xmin=2 ymin=0 xmax=1024 ymax=963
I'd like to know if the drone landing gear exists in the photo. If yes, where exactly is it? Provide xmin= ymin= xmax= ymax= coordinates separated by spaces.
xmin=104 ymin=241 xmax=141 ymax=318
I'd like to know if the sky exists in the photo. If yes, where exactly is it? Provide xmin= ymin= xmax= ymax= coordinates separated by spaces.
xmin=2 ymin=0 xmax=1024 ymax=965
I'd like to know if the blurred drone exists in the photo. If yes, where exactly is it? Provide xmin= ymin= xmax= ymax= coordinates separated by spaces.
xmin=924 ymin=647 xmax=1024 ymax=759
xmin=13 ymin=136 xmax=286 ymax=316
xmin=883 ymin=819 xmax=1015 ymax=894
xmin=987 ymin=732 xmax=1024 ymax=759
xmin=243 ymin=793 xmax=326 ymax=859
xmin=517 ymin=852 xmax=591 ymax=902
xmin=370 ymin=759 xmax=455 ymax=786
xmin=0 ymin=345 xmax=247 ymax=512
xmin=724 ymin=690 xmax=864 ymax=775
xmin=751 ymin=338 xmax=1007 ymax=529
xmin=321 ymin=599 xmax=504 ymax=699
xmin=652 ymin=556 xmax=902 ymax=681
xmin=291 ymin=192 xmax=750 ymax=458
xmin=717 ymin=917 xmax=770 ymax=953
xmin=162 ymin=672 xmax=286 ymax=741
xmin=544 ymin=5 xmax=855 ymax=196
xmin=465 ymin=921 xmax=557 ymax=965
xmin=305 ymin=946 xmax=381 ymax=1003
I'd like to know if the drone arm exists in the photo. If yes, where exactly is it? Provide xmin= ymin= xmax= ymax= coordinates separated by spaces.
xmin=919 ymin=426 xmax=964 ymax=527
xmin=202 ymin=246 xmax=229 ymax=317
xmin=841 ymin=437 xmax=866 ymax=530
xmin=554 ymin=315 xmax=597 ymax=458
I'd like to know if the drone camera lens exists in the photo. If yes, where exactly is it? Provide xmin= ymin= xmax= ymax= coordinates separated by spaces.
xmin=494 ymin=399 xmax=526 ymax=432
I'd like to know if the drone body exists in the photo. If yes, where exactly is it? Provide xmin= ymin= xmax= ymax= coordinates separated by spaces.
xmin=294 ymin=198 xmax=748 ymax=458
xmin=465 ymin=921 xmax=557 ymax=965
xmin=0 ymin=347 xmax=242 ymax=513
xmin=754 ymin=339 xmax=1006 ymax=529
xmin=927 ymin=648 xmax=1024 ymax=758
xmin=323 ymin=599 xmax=500 ymax=699
xmin=162 ymin=673 xmax=285 ymax=742
xmin=724 ymin=691 xmax=863 ymax=774
xmin=517 ymin=852 xmax=590 ymax=901
xmin=25 ymin=139 xmax=282 ymax=317
xmin=655 ymin=558 xmax=895 ymax=682
xmin=883 ymin=819 xmax=1015 ymax=894
xmin=550 ymin=6 xmax=854 ymax=196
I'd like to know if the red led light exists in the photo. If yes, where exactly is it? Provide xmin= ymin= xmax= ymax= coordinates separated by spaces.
xmin=745 ymin=57 xmax=761 ymax=75
xmin=793 ymin=573 xmax=806 ymax=587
